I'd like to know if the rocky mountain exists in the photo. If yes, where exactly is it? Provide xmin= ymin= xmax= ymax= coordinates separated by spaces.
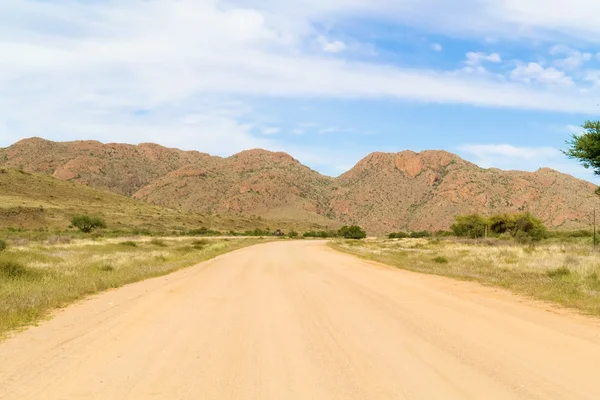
xmin=2 ymin=138 xmax=598 ymax=234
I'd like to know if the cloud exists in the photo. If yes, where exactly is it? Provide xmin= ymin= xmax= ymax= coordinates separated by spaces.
xmin=261 ymin=127 xmax=281 ymax=135
xmin=510 ymin=62 xmax=573 ymax=85
xmin=317 ymin=36 xmax=347 ymax=53
xmin=430 ymin=43 xmax=443 ymax=52
xmin=550 ymin=45 xmax=592 ymax=70
xmin=460 ymin=144 xmax=559 ymax=160
xmin=465 ymin=52 xmax=502 ymax=66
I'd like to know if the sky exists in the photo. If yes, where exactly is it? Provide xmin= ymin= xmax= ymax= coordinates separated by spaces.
xmin=1 ymin=1 xmax=600 ymax=181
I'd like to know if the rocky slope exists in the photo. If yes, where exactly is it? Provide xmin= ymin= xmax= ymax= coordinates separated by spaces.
xmin=2 ymin=138 xmax=598 ymax=234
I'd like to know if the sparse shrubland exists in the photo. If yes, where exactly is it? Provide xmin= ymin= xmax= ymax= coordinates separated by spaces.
xmin=0 ymin=237 xmax=260 ymax=338
xmin=331 ymin=237 xmax=600 ymax=316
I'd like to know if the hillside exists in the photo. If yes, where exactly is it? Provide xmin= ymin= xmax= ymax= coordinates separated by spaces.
xmin=2 ymin=138 xmax=599 ymax=234
xmin=0 ymin=168 xmax=332 ymax=233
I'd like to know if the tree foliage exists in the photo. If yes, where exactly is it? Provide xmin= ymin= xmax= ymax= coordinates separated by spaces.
xmin=71 ymin=215 xmax=106 ymax=233
xmin=338 ymin=225 xmax=367 ymax=240
xmin=451 ymin=214 xmax=489 ymax=238
xmin=564 ymin=120 xmax=600 ymax=194
xmin=452 ymin=213 xmax=547 ymax=241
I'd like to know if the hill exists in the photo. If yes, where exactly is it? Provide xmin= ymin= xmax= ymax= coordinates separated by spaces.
xmin=2 ymin=138 xmax=599 ymax=234
xmin=0 ymin=168 xmax=332 ymax=233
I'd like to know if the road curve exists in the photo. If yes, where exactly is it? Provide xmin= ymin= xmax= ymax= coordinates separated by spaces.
xmin=2 ymin=241 xmax=600 ymax=399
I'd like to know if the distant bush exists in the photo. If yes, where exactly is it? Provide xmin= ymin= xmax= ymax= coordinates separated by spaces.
xmin=338 ymin=225 xmax=367 ymax=240
xmin=71 ymin=215 xmax=106 ymax=233
xmin=186 ymin=227 xmax=222 ymax=236
xmin=288 ymin=231 xmax=299 ymax=238
xmin=432 ymin=256 xmax=449 ymax=264
xmin=435 ymin=230 xmax=455 ymax=237
xmin=303 ymin=230 xmax=339 ymax=238
xmin=0 ymin=240 xmax=6 ymax=252
xmin=490 ymin=213 xmax=547 ymax=241
xmin=150 ymin=238 xmax=167 ymax=247
xmin=452 ymin=214 xmax=489 ymax=238
xmin=388 ymin=232 xmax=409 ymax=239
xmin=410 ymin=231 xmax=432 ymax=238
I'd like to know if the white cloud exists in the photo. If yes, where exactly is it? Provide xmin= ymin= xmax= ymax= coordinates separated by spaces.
xmin=566 ymin=124 xmax=584 ymax=135
xmin=465 ymin=52 xmax=502 ymax=66
xmin=584 ymin=70 xmax=600 ymax=86
xmin=460 ymin=144 xmax=559 ymax=160
xmin=550 ymin=45 xmax=592 ymax=70
xmin=510 ymin=62 xmax=573 ymax=85
xmin=261 ymin=127 xmax=281 ymax=135
xmin=430 ymin=43 xmax=443 ymax=52
xmin=317 ymin=36 xmax=347 ymax=53
xmin=3 ymin=0 xmax=600 ymax=176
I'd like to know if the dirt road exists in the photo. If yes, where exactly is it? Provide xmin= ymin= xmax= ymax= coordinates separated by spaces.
xmin=2 ymin=241 xmax=600 ymax=399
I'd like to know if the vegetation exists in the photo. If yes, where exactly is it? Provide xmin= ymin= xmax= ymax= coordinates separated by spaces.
xmin=0 ymin=237 xmax=260 ymax=338
xmin=564 ymin=120 xmax=600 ymax=182
xmin=303 ymin=230 xmax=340 ymax=238
xmin=451 ymin=213 xmax=547 ymax=242
xmin=388 ymin=232 xmax=409 ymax=239
xmin=288 ymin=231 xmax=299 ymax=238
xmin=0 ymin=239 xmax=6 ymax=252
xmin=330 ymin=238 xmax=600 ymax=316
xmin=70 ymin=215 xmax=106 ymax=233
xmin=338 ymin=225 xmax=368 ymax=240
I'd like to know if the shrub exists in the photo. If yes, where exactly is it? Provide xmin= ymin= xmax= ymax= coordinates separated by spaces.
xmin=0 ymin=260 xmax=31 ymax=279
xmin=432 ymin=256 xmax=449 ymax=264
xmin=410 ymin=231 xmax=432 ymax=238
xmin=338 ymin=225 xmax=367 ymax=240
xmin=150 ymin=238 xmax=167 ymax=247
xmin=0 ymin=239 xmax=6 ymax=252
xmin=547 ymin=266 xmax=571 ymax=278
xmin=451 ymin=214 xmax=489 ymax=238
xmin=71 ymin=215 xmax=106 ymax=233
xmin=490 ymin=213 xmax=547 ymax=241
xmin=388 ymin=232 xmax=409 ymax=239
xmin=288 ymin=231 xmax=299 ymax=238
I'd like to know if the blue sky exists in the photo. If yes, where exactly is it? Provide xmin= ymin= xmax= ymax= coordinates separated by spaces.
xmin=1 ymin=1 xmax=600 ymax=182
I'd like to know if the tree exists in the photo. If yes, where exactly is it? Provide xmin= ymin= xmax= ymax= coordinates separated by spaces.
xmin=338 ymin=225 xmax=367 ymax=240
xmin=489 ymin=213 xmax=547 ymax=241
xmin=564 ymin=120 xmax=600 ymax=194
xmin=71 ymin=215 xmax=106 ymax=233
xmin=451 ymin=214 xmax=489 ymax=238
xmin=288 ymin=231 xmax=299 ymax=238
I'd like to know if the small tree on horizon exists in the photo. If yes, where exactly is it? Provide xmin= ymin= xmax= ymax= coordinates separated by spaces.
xmin=564 ymin=120 xmax=600 ymax=194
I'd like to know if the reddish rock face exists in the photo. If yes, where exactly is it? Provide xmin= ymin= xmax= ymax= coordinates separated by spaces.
xmin=1 ymin=138 xmax=598 ymax=234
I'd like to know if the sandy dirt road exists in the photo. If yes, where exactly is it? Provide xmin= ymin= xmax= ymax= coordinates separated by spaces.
xmin=2 ymin=241 xmax=600 ymax=399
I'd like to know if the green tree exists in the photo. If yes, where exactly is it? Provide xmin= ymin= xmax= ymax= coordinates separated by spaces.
xmin=564 ymin=120 xmax=600 ymax=194
xmin=338 ymin=225 xmax=367 ymax=240
xmin=451 ymin=214 xmax=489 ymax=238
xmin=71 ymin=215 xmax=106 ymax=233
xmin=489 ymin=213 xmax=547 ymax=241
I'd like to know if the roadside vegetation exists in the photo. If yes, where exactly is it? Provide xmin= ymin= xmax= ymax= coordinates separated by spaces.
xmin=0 ymin=236 xmax=261 ymax=338
xmin=331 ymin=235 xmax=600 ymax=316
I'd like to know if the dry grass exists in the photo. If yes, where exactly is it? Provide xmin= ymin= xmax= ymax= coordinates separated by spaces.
xmin=0 ymin=237 xmax=262 ymax=339
xmin=330 ymin=238 xmax=600 ymax=316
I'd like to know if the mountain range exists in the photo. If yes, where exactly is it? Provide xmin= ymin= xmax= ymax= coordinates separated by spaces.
xmin=1 ymin=137 xmax=598 ymax=234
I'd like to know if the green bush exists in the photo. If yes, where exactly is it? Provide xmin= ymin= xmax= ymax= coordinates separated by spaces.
xmin=338 ymin=225 xmax=367 ymax=240
xmin=452 ymin=214 xmax=489 ymax=238
xmin=432 ymin=256 xmax=449 ymax=264
xmin=0 ymin=239 xmax=6 ymax=252
xmin=71 ymin=215 xmax=106 ymax=233
xmin=388 ymin=232 xmax=409 ymax=239
xmin=410 ymin=231 xmax=432 ymax=238
xmin=288 ymin=231 xmax=299 ymax=238
xmin=490 ymin=213 xmax=547 ymax=241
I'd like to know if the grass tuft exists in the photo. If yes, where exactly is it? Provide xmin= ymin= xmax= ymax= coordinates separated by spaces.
xmin=547 ymin=266 xmax=571 ymax=278
xmin=432 ymin=256 xmax=449 ymax=264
